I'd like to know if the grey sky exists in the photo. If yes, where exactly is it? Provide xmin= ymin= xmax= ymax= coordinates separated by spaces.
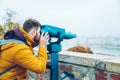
xmin=0 ymin=0 xmax=120 ymax=37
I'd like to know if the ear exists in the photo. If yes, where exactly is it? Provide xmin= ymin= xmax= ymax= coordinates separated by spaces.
xmin=32 ymin=28 xmax=36 ymax=35
xmin=29 ymin=28 xmax=36 ymax=38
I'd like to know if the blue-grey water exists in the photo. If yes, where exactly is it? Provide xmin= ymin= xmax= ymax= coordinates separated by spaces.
xmin=62 ymin=36 xmax=120 ymax=56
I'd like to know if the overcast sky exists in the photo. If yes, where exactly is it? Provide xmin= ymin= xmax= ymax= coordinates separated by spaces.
xmin=0 ymin=0 xmax=120 ymax=37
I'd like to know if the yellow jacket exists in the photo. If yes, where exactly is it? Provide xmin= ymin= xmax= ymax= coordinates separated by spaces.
xmin=0 ymin=28 xmax=47 ymax=80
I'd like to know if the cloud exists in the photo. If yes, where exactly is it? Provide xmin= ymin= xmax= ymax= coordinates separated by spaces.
xmin=0 ymin=0 xmax=120 ymax=36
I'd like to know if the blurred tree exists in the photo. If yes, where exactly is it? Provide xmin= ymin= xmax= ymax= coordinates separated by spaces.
xmin=0 ymin=24 xmax=4 ymax=40
xmin=2 ymin=9 xmax=22 ymax=32
xmin=7 ymin=21 xmax=20 ymax=30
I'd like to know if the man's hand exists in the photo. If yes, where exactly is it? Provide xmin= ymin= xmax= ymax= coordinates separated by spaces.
xmin=39 ymin=32 xmax=49 ymax=47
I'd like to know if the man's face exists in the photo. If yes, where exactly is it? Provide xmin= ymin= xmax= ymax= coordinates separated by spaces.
xmin=34 ymin=27 xmax=40 ymax=44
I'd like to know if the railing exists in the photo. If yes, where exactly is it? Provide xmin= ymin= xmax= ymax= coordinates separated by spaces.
xmin=29 ymin=50 xmax=120 ymax=80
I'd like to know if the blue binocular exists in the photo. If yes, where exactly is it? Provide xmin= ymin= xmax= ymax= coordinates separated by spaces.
xmin=40 ymin=25 xmax=76 ymax=39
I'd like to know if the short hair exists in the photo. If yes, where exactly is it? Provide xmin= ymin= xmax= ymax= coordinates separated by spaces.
xmin=23 ymin=18 xmax=41 ymax=33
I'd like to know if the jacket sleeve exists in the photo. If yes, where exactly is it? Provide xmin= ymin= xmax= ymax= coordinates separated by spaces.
xmin=13 ymin=46 xmax=47 ymax=74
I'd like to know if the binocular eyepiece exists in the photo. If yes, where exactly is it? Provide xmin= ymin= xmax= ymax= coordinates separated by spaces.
xmin=40 ymin=25 xmax=76 ymax=39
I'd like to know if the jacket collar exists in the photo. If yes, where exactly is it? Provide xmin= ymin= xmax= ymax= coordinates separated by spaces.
xmin=19 ymin=28 xmax=35 ymax=47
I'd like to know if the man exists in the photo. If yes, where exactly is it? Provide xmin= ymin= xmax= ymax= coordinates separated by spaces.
xmin=0 ymin=19 xmax=49 ymax=80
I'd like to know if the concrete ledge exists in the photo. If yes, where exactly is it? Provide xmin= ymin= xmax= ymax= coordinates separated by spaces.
xmin=59 ymin=51 xmax=120 ymax=73
xmin=33 ymin=49 xmax=120 ymax=80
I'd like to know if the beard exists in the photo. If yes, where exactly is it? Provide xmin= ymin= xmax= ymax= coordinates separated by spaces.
xmin=32 ymin=36 xmax=39 ymax=47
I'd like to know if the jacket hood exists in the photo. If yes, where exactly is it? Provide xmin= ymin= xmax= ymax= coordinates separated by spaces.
xmin=4 ymin=28 xmax=26 ymax=42
xmin=4 ymin=28 xmax=36 ymax=47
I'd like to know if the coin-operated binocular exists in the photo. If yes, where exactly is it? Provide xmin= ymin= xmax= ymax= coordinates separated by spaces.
xmin=40 ymin=25 xmax=76 ymax=80
xmin=40 ymin=25 xmax=76 ymax=39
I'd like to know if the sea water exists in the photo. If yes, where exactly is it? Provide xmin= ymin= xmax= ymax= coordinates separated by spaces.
xmin=62 ymin=36 xmax=120 ymax=56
